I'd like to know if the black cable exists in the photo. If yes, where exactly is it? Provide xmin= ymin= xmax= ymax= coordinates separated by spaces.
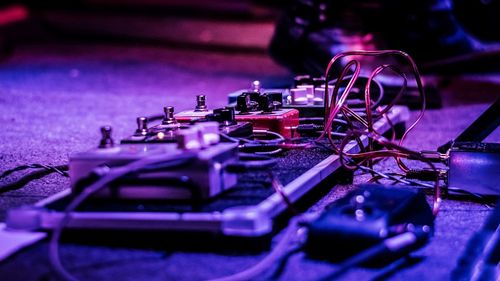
xmin=133 ymin=157 xmax=194 ymax=172
xmin=208 ymin=217 xmax=305 ymax=281
xmin=50 ymin=152 xmax=198 ymax=281
xmin=369 ymin=256 xmax=423 ymax=281
xmin=269 ymin=247 xmax=303 ymax=280
xmin=145 ymin=114 xmax=164 ymax=123
xmin=222 ymin=131 xmax=285 ymax=155
xmin=224 ymin=153 xmax=278 ymax=173
xmin=219 ymin=133 xmax=241 ymax=143
xmin=0 ymin=163 xmax=68 ymax=180
xmin=317 ymin=229 xmax=431 ymax=281
xmin=0 ymin=164 xmax=69 ymax=194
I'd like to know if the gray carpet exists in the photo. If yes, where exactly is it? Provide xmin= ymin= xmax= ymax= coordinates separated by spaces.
xmin=0 ymin=43 xmax=499 ymax=281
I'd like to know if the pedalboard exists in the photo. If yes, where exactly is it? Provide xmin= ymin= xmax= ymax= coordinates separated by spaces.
xmin=5 ymin=73 xmax=411 ymax=237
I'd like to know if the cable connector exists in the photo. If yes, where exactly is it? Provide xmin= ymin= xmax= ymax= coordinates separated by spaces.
xmin=416 ymin=150 xmax=448 ymax=163
xmin=405 ymin=169 xmax=446 ymax=181
xmin=296 ymin=124 xmax=323 ymax=134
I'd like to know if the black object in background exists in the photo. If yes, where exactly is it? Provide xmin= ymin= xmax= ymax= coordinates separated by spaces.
xmin=454 ymin=0 xmax=500 ymax=42
xmin=438 ymin=97 xmax=500 ymax=153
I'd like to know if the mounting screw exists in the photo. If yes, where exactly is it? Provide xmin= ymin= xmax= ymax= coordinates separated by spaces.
xmin=98 ymin=126 xmax=114 ymax=148
xmin=195 ymin=95 xmax=208 ymax=112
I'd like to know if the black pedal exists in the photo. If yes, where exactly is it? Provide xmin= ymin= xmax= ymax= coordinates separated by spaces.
xmin=304 ymin=184 xmax=434 ymax=264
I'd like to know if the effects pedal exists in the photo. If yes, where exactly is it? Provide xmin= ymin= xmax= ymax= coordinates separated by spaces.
xmin=70 ymin=122 xmax=239 ymax=200
xmin=235 ymin=93 xmax=299 ymax=138
xmin=174 ymin=95 xmax=253 ymax=138
xmin=228 ymin=77 xmax=382 ymax=118
xmin=304 ymin=184 xmax=434 ymax=263
xmin=283 ymin=75 xmax=382 ymax=117
xmin=232 ymin=85 xmax=299 ymax=138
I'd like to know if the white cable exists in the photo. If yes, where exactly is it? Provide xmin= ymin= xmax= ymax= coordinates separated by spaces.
xmin=49 ymin=153 xmax=196 ymax=281
xmin=208 ymin=217 xmax=304 ymax=281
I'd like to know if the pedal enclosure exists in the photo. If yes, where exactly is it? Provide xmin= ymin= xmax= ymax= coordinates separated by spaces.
xmin=175 ymin=110 xmax=253 ymax=138
xmin=234 ymin=108 xmax=299 ymax=138
xmin=69 ymin=142 xmax=238 ymax=200
xmin=305 ymin=184 xmax=434 ymax=262
xmin=448 ymin=142 xmax=500 ymax=195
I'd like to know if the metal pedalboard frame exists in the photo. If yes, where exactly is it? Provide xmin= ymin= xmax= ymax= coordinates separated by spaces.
xmin=6 ymin=106 xmax=410 ymax=237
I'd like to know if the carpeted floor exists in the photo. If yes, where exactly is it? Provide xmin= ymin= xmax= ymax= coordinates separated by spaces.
xmin=0 ymin=42 xmax=499 ymax=281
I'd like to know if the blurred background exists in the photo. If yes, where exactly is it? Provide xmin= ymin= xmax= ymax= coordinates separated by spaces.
xmin=0 ymin=2 xmax=499 ymax=280
xmin=0 ymin=0 xmax=499 ymax=73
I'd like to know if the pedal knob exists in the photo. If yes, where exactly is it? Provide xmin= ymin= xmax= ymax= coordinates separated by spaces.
xmin=195 ymin=95 xmax=209 ymax=112
xmin=217 ymin=107 xmax=236 ymax=126
xmin=177 ymin=128 xmax=202 ymax=150
xmin=98 ymin=126 xmax=114 ymax=148
xmin=162 ymin=106 xmax=177 ymax=125
xmin=135 ymin=117 xmax=148 ymax=136
xmin=196 ymin=122 xmax=220 ymax=146
xmin=297 ymin=84 xmax=314 ymax=102
xmin=290 ymin=88 xmax=308 ymax=105
xmin=236 ymin=94 xmax=251 ymax=113
xmin=313 ymin=88 xmax=325 ymax=105
xmin=258 ymin=93 xmax=273 ymax=113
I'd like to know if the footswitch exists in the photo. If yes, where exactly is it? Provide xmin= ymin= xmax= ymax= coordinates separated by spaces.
xmin=174 ymin=94 xmax=214 ymax=122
